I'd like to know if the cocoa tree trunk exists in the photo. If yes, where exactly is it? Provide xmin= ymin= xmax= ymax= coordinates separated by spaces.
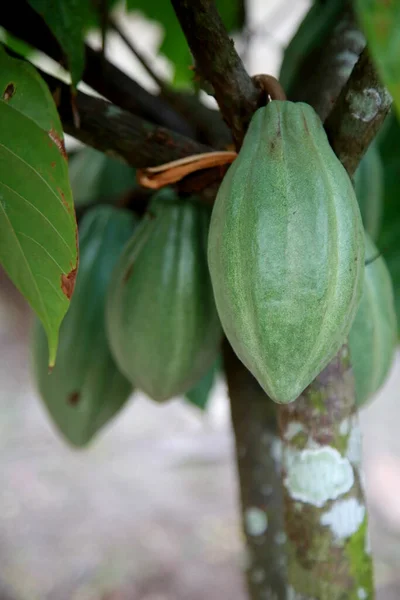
xmin=224 ymin=341 xmax=286 ymax=600
xmin=278 ymin=346 xmax=374 ymax=599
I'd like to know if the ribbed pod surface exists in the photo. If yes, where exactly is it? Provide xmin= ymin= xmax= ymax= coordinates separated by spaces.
xmin=106 ymin=190 xmax=222 ymax=402
xmin=208 ymin=101 xmax=365 ymax=403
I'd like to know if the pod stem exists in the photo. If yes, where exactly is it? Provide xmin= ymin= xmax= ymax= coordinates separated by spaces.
xmin=224 ymin=340 xmax=287 ymax=600
xmin=277 ymin=345 xmax=375 ymax=599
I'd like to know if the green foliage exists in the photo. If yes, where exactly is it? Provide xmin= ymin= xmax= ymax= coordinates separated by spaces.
xmin=354 ymin=143 xmax=383 ymax=241
xmin=0 ymin=47 xmax=77 ymax=366
xmin=185 ymin=356 xmax=221 ymax=410
xmin=126 ymin=0 xmax=244 ymax=87
xmin=349 ymin=234 xmax=397 ymax=407
xmin=26 ymin=0 xmax=96 ymax=86
xmin=356 ymin=0 xmax=400 ymax=119
xmin=208 ymin=101 xmax=365 ymax=404
xmin=69 ymin=146 xmax=137 ymax=208
xmin=107 ymin=188 xmax=222 ymax=402
xmin=377 ymin=112 xmax=400 ymax=335
xmin=279 ymin=0 xmax=345 ymax=96
xmin=31 ymin=206 xmax=135 ymax=447
xmin=1 ymin=30 xmax=33 ymax=59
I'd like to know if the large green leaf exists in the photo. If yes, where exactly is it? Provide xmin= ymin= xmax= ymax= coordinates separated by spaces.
xmin=69 ymin=146 xmax=137 ymax=208
xmin=126 ymin=0 xmax=244 ymax=88
xmin=356 ymin=0 xmax=400 ymax=118
xmin=0 ymin=48 xmax=78 ymax=365
xmin=26 ymin=0 xmax=96 ymax=86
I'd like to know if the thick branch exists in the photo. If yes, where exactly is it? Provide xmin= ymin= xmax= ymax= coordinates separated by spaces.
xmin=170 ymin=0 xmax=261 ymax=147
xmin=224 ymin=341 xmax=286 ymax=600
xmin=325 ymin=48 xmax=392 ymax=177
xmin=42 ymin=72 xmax=211 ymax=168
xmin=1 ymin=0 xmax=194 ymax=137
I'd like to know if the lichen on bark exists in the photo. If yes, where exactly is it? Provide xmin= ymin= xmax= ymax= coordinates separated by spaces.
xmin=277 ymin=346 xmax=374 ymax=599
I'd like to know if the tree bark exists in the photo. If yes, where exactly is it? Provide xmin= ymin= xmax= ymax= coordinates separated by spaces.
xmin=277 ymin=346 xmax=374 ymax=599
xmin=170 ymin=0 xmax=261 ymax=147
xmin=224 ymin=342 xmax=286 ymax=600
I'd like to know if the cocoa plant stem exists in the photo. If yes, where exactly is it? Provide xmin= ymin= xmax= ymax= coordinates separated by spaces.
xmin=33 ymin=64 xmax=213 ymax=168
xmin=224 ymin=341 xmax=287 ymax=600
xmin=325 ymin=47 xmax=392 ymax=177
xmin=170 ymin=0 xmax=261 ymax=147
xmin=277 ymin=346 xmax=374 ymax=599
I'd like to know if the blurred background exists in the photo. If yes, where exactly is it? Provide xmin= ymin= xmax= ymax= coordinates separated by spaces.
xmin=0 ymin=0 xmax=399 ymax=598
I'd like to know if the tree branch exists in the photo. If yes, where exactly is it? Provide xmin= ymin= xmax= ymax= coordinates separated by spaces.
xmin=325 ymin=47 xmax=392 ymax=177
xmin=1 ymin=0 xmax=195 ymax=137
xmin=41 ymin=72 xmax=212 ymax=168
xmin=170 ymin=0 xmax=261 ymax=147
xmin=109 ymin=16 xmax=167 ymax=93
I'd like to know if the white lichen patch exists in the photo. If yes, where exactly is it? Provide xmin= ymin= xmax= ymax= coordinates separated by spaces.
xmin=357 ymin=588 xmax=368 ymax=599
xmin=343 ymin=29 xmax=366 ymax=47
xmin=346 ymin=420 xmax=363 ymax=466
xmin=321 ymin=498 xmax=366 ymax=540
xmin=284 ymin=447 xmax=354 ymax=507
xmin=274 ymin=531 xmax=287 ymax=545
xmin=245 ymin=507 xmax=268 ymax=536
xmin=347 ymin=88 xmax=382 ymax=122
xmin=284 ymin=421 xmax=305 ymax=441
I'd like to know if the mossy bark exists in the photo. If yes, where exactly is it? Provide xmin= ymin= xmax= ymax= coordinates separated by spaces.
xmin=277 ymin=346 xmax=374 ymax=599
xmin=224 ymin=341 xmax=286 ymax=600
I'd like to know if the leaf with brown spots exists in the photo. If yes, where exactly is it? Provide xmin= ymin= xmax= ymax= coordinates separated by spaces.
xmin=0 ymin=47 xmax=78 ymax=366
xmin=0 ymin=46 xmax=64 ymax=136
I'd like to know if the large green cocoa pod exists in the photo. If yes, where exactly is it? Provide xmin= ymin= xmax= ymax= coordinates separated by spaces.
xmin=208 ymin=101 xmax=365 ymax=404
xmin=349 ymin=234 xmax=397 ymax=407
xmin=31 ymin=206 xmax=136 ymax=447
xmin=354 ymin=143 xmax=383 ymax=241
xmin=279 ymin=0 xmax=345 ymax=97
xmin=106 ymin=189 xmax=222 ymax=402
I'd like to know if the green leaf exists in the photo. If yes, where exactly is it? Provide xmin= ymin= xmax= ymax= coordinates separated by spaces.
xmin=0 ymin=30 xmax=33 ymax=59
xmin=185 ymin=356 xmax=221 ymax=411
xmin=126 ymin=0 xmax=244 ymax=88
xmin=0 ymin=48 xmax=78 ymax=365
xmin=377 ymin=112 xmax=400 ymax=336
xmin=26 ymin=0 xmax=96 ymax=86
xmin=69 ymin=146 xmax=137 ymax=208
xmin=355 ymin=0 xmax=400 ymax=117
